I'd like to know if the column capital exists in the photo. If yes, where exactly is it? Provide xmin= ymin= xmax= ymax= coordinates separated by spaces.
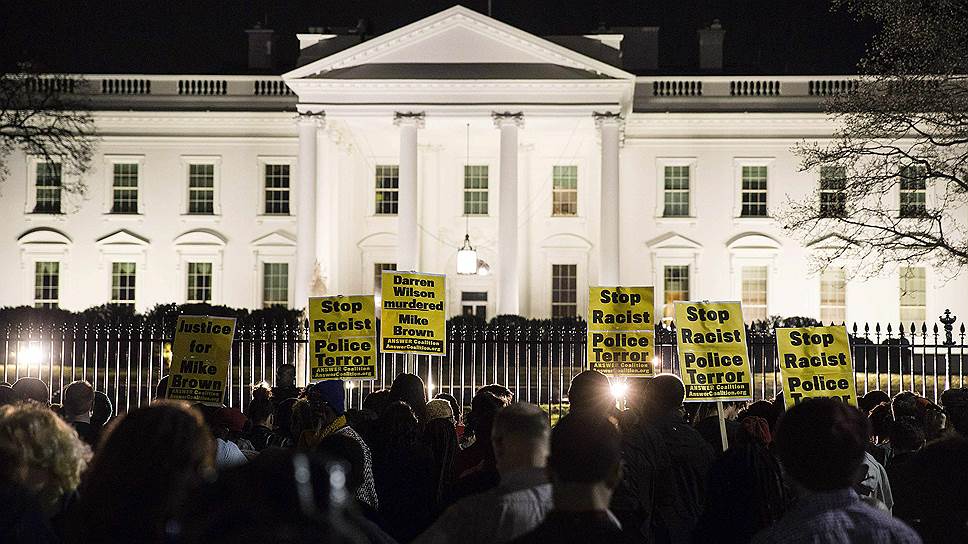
xmin=296 ymin=110 xmax=325 ymax=127
xmin=492 ymin=111 xmax=524 ymax=129
xmin=593 ymin=111 xmax=623 ymax=128
xmin=393 ymin=111 xmax=425 ymax=128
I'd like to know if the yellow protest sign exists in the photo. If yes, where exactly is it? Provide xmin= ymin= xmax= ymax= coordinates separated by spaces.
xmin=167 ymin=315 xmax=236 ymax=404
xmin=381 ymin=271 xmax=446 ymax=355
xmin=674 ymin=301 xmax=753 ymax=401
xmin=776 ymin=325 xmax=857 ymax=409
xmin=309 ymin=295 xmax=377 ymax=381
xmin=587 ymin=286 xmax=655 ymax=377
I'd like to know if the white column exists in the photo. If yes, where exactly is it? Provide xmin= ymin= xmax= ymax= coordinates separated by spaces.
xmin=494 ymin=112 xmax=524 ymax=315
xmin=394 ymin=112 xmax=424 ymax=272
xmin=295 ymin=112 xmax=322 ymax=307
xmin=596 ymin=112 xmax=622 ymax=286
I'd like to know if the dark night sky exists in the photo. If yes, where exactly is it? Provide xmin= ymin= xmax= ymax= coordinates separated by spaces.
xmin=0 ymin=0 xmax=877 ymax=75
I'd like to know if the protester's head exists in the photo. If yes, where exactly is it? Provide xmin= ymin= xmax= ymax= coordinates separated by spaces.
xmin=276 ymin=363 xmax=297 ymax=388
xmin=480 ymin=384 xmax=514 ymax=404
xmin=273 ymin=396 xmax=297 ymax=438
xmin=69 ymin=400 xmax=215 ymax=542
xmin=890 ymin=416 xmax=926 ymax=454
xmin=213 ymin=406 xmax=247 ymax=438
xmin=426 ymin=398 xmax=455 ymax=423
xmin=775 ymin=398 xmax=869 ymax=491
xmin=308 ymin=380 xmax=346 ymax=427
xmin=917 ymin=398 xmax=947 ymax=441
xmin=548 ymin=412 xmax=621 ymax=489
xmin=492 ymin=403 xmax=550 ymax=474
xmin=860 ymin=390 xmax=891 ymax=414
xmin=62 ymin=380 xmax=94 ymax=418
xmin=0 ymin=384 xmax=19 ymax=406
xmin=379 ymin=400 xmax=421 ymax=449
xmin=388 ymin=373 xmax=428 ymax=423
xmin=738 ymin=415 xmax=773 ymax=447
xmin=644 ymin=373 xmax=685 ymax=416
xmin=868 ymin=402 xmax=894 ymax=443
xmin=246 ymin=397 xmax=273 ymax=426
xmin=892 ymin=391 xmax=920 ymax=420
xmin=12 ymin=377 xmax=49 ymax=406
xmin=739 ymin=400 xmax=775 ymax=421
xmin=156 ymin=375 xmax=169 ymax=400
xmin=362 ymin=389 xmax=391 ymax=417
xmin=434 ymin=392 xmax=462 ymax=424
xmin=567 ymin=370 xmax=613 ymax=416
xmin=290 ymin=399 xmax=321 ymax=445
xmin=940 ymin=387 xmax=968 ymax=436
xmin=465 ymin=390 xmax=509 ymax=446
xmin=91 ymin=391 xmax=113 ymax=427
xmin=0 ymin=402 xmax=91 ymax=515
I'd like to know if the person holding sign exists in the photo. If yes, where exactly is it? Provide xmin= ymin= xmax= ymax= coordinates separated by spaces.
xmin=674 ymin=301 xmax=753 ymax=402
xmin=309 ymin=295 xmax=377 ymax=381
xmin=587 ymin=287 xmax=655 ymax=378
xmin=776 ymin=326 xmax=858 ymax=409
xmin=381 ymin=271 xmax=447 ymax=356
xmin=166 ymin=315 xmax=236 ymax=405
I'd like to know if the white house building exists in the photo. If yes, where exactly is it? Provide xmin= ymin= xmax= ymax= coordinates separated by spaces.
xmin=2 ymin=6 xmax=965 ymax=326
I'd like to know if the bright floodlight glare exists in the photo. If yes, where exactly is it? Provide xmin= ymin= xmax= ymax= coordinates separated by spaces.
xmin=611 ymin=381 xmax=629 ymax=400
xmin=19 ymin=344 xmax=43 ymax=367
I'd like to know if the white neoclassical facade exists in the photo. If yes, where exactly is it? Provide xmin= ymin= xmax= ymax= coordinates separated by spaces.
xmin=2 ymin=6 xmax=966 ymax=325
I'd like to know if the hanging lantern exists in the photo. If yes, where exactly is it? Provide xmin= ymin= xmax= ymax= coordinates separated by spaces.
xmin=456 ymin=234 xmax=478 ymax=275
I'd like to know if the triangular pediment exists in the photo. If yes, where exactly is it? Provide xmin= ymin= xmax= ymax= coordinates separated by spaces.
xmin=647 ymin=233 xmax=702 ymax=250
xmin=96 ymin=229 xmax=149 ymax=247
xmin=807 ymin=233 xmax=853 ymax=250
xmin=285 ymin=6 xmax=633 ymax=81
xmin=251 ymin=231 xmax=296 ymax=247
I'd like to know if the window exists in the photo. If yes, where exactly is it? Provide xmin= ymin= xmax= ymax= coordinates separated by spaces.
xmin=187 ymin=164 xmax=215 ymax=214
xmin=262 ymin=262 xmax=289 ymax=308
xmin=899 ymin=267 xmax=926 ymax=324
xmin=899 ymin=165 xmax=927 ymax=218
xmin=373 ymin=263 xmax=397 ymax=296
xmin=375 ymin=165 xmax=399 ymax=215
xmin=552 ymin=165 xmax=578 ymax=216
xmin=819 ymin=268 xmax=846 ymax=324
xmin=34 ymin=162 xmax=62 ymax=214
xmin=264 ymin=164 xmax=290 ymax=215
xmin=740 ymin=166 xmax=768 ymax=217
xmin=551 ymin=264 xmax=578 ymax=318
xmin=111 ymin=163 xmax=139 ymax=214
xmin=186 ymin=262 xmax=213 ymax=303
xmin=663 ymin=265 xmax=690 ymax=318
xmin=463 ymin=165 xmax=489 ymax=216
xmin=741 ymin=266 xmax=768 ymax=322
xmin=34 ymin=261 xmax=60 ymax=308
xmin=663 ymin=166 xmax=690 ymax=217
xmin=110 ymin=262 xmax=136 ymax=306
xmin=461 ymin=291 xmax=488 ymax=319
xmin=819 ymin=166 xmax=846 ymax=218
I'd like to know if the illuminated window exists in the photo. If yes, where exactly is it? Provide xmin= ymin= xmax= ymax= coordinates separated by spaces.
xmin=463 ymin=165 xmax=489 ymax=216
xmin=819 ymin=268 xmax=846 ymax=324
xmin=262 ymin=262 xmax=289 ymax=308
xmin=34 ymin=261 xmax=60 ymax=308
xmin=663 ymin=166 xmax=690 ymax=217
xmin=264 ymin=164 xmax=290 ymax=215
xmin=34 ymin=162 xmax=62 ymax=214
xmin=186 ymin=262 xmax=213 ymax=303
xmin=740 ymin=166 xmax=768 ymax=217
xmin=663 ymin=265 xmax=690 ymax=318
xmin=111 ymin=163 xmax=139 ymax=214
xmin=111 ymin=262 xmax=136 ymax=305
xmin=375 ymin=165 xmax=399 ymax=215
xmin=187 ymin=163 xmax=215 ymax=214
xmin=552 ymin=165 xmax=578 ymax=216
xmin=551 ymin=264 xmax=578 ymax=317
xmin=899 ymin=165 xmax=927 ymax=217
xmin=819 ymin=166 xmax=846 ymax=218
xmin=899 ymin=267 xmax=926 ymax=324
xmin=741 ymin=266 xmax=768 ymax=322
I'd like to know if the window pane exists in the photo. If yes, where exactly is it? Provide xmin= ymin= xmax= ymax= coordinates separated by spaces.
xmin=188 ymin=164 xmax=215 ymax=214
xmin=34 ymin=261 xmax=60 ymax=308
xmin=819 ymin=166 xmax=846 ymax=218
xmin=551 ymin=264 xmax=578 ymax=317
xmin=264 ymin=164 xmax=290 ymax=215
xmin=663 ymin=265 xmax=690 ymax=318
xmin=663 ymin=166 xmax=690 ymax=217
xmin=262 ymin=262 xmax=289 ymax=307
xmin=373 ymin=263 xmax=397 ymax=297
xmin=111 ymin=163 xmax=139 ymax=214
xmin=819 ymin=268 xmax=846 ymax=324
xmin=899 ymin=166 xmax=927 ymax=218
xmin=187 ymin=262 xmax=213 ymax=303
xmin=375 ymin=165 xmax=400 ymax=215
xmin=740 ymin=165 xmax=768 ymax=217
xmin=463 ymin=165 xmax=489 ymax=215
xmin=111 ymin=262 xmax=136 ymax=305
xmin=552 ymin=165 xmax=578 ymax=216
xmin=741 ymin=266 xmax=768 ymax=322
xmin=461 ymin=291 xmax=488 ymax=320
xmin=899 ymin=267 xmax=926 ymax=324
xmin=34 ymin=162 xmax=62 ymax=214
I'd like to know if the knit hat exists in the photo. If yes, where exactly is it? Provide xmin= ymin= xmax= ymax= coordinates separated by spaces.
xmin=309 ymin=380 xmax=346 ymax=416
xmin=426 ymin=398 xmax=455 ymax=421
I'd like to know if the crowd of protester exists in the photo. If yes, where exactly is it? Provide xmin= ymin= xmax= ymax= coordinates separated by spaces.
xmin=1 ymin=365 xmax=967 ymax=543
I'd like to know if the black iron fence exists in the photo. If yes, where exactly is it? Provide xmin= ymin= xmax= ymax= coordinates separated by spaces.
xmin=2 ymin=312 xmax=965 ymax=415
